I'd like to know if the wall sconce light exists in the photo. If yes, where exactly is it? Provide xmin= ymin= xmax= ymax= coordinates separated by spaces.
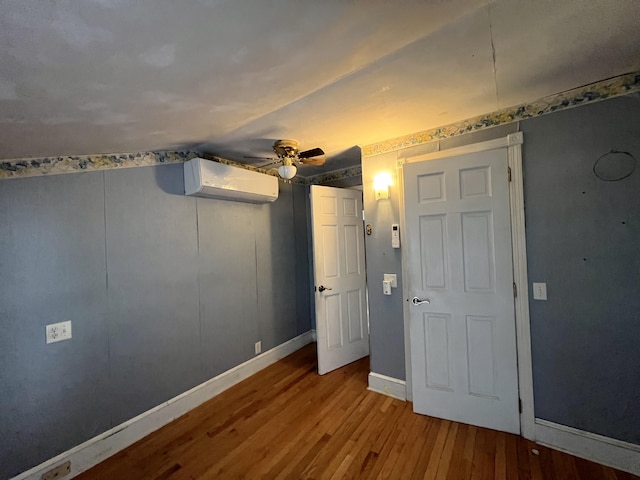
xmin=374 ymin=173 xmax=392 ymax=200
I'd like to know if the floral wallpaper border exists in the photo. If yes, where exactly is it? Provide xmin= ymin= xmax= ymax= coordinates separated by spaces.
xmin=0 ymin=145 xmax=351 ymax=185
xmin=363 ymin=71 xmax=640 ymax=157
xmin=307 ymin=166 xmax=362 ymax=185
xmin=0 ymin=150 xmax=200 ymax=181
xmin=0 ymin=150 xmax=311 ymax=184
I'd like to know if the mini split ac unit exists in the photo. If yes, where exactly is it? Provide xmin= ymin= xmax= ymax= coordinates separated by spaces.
xmin=184 ymin=158 xmax=278 ymax=203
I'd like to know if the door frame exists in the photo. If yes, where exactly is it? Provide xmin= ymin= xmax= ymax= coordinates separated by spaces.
xmin=398 ymin=132 xmax=535 ymax=439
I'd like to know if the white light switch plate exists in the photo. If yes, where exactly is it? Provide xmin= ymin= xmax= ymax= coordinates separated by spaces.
xmin=46 ymin=321 xmax=72 ymax=344
xmin=383 ymin=274 xmax=398 ymax=288
xmin=383 ymin=280 xmax=392 ymax=295
xmin=532 ymin=282 xmax=547 ymax=300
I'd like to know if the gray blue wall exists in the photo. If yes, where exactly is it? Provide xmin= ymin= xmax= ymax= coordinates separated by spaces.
xmin=523 ymin=95 xmax=640 ymax=445
xmin=362 ymin=151 xmax=405 ymax=380
xmin=0 ymin=164 xmax=312 ymax=478
xmin=363 ymin=94 xmax=640 ymax=445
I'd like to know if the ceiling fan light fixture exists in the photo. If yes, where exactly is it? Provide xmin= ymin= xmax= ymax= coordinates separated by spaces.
xmin=278 ymin=164 xmax=297 ymax=179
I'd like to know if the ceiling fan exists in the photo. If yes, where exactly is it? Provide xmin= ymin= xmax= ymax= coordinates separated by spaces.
xmin=245 ymin=140 xmax=325 ymax=179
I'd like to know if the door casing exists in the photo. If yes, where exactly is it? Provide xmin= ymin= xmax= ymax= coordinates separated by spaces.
xmin=398 ymin=132 xmax=535 ymax=439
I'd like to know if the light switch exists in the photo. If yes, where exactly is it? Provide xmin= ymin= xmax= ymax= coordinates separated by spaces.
xmin=532 ymin=282 xmax=547 ymax=300
xmin=383 ymin=280 xmax=392 ymax=295
xmin=383 ymin=274 xmax=398 ymax=288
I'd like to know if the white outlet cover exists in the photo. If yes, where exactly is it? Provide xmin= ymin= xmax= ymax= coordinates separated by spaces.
xmin=532 ymin=282 xmax=547 ymax=300
xmin=46 ymin=321 xmax=72 ymax=344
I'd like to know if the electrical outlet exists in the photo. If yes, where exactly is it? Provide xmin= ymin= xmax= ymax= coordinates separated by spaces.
xmin=532 ymin=282 xmax=547 ymax=300
xmin=46 ymin=321 xmax=72 ymax=344
xmin=42 ymin=461 xmax=71 ymax=480
xmin=255 ymin=341 xmax=261 ymax=355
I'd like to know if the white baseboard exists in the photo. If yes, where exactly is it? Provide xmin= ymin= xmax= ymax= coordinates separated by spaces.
xmin=367 ymin=371 xmax=407 ymax=401
xmin=12 ymin=331 xmax=314 ymax=480
xmin=311 ymin=329 xmax=317 ymax=342
xmin=535 ymin=418 xmax=640 ymax=476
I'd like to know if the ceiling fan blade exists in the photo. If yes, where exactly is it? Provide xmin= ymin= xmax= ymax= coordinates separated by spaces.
xmin=243 ymin=155 xmax=276 ymax=160
xmin=298 ymin=147 xmax=325 ymax=159
xmin=299 ymin=157 xmax=326 ymax=166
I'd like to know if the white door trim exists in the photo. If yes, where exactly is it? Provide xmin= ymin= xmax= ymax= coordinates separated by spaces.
xmin=399 ymin=132 xmax=535 ymax=439
xmin=402 ymin=134 xmax=516 ymax=163
xmin=396 ymin=164 xmax=413 ymax=401
xmin=506 ymin=132 xmax=536 ymax=440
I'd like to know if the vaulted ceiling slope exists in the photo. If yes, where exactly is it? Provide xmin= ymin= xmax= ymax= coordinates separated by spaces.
xmin=1 ymin=0 xmax=639 ymax=174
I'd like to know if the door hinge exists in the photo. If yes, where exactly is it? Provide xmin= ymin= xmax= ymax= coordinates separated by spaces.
xmin=508 ymin=166 xmax=512 ymax=182
xmin=519 ymin=398 xmax=523 ymax=413
xmin=513 ymin=282 xmax=518 ymax=297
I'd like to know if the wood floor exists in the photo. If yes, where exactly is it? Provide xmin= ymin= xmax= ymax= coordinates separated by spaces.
xmin=77 ymin=344 xmax=638 ymax=480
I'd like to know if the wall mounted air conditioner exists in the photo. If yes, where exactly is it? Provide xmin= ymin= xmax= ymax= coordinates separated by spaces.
xmin=184 ymin=157 xmax=278 ymax=203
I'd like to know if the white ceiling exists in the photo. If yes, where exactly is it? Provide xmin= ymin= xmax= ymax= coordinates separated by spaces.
xmin=1 ymin=0 xmax=639 ymax=174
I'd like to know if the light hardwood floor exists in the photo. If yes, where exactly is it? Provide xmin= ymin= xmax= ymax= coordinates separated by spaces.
xmin=77 ymin=343 xmax=638 ymax=480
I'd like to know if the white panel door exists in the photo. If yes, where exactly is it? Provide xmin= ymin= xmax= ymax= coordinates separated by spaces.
xmin=403 ymin=148 xmax=520 ymax=434
xmin=311 ymin=185 xmax=369 ymax=375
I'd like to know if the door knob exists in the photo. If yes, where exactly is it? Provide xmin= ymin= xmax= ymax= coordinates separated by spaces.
xmin=318 ymin=285 xmax=332 ymax=292
xmin=411 ymin=296 xmax=430 ymax=305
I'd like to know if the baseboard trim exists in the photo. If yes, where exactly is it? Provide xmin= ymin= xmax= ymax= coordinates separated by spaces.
xmin=12 ymin=331 xmax=314 ymax=480
xmin=311 ymin=329 xmax=317 ymax=342
xmin=367 ymin=372 xmax=407 ymax=401
xmin=534 ymin=418 xmax=640 ymax=476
